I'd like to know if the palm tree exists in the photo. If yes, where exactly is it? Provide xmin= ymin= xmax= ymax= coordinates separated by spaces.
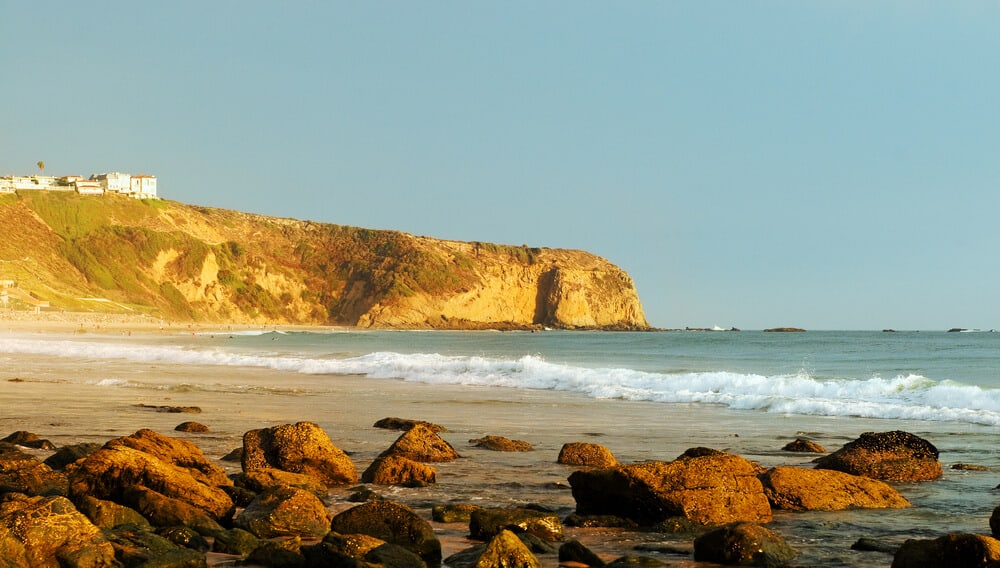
xmin=36 ymin=161 xmax=45 ymax=174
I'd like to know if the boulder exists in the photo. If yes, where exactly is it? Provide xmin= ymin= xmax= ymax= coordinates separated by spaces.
xmin=469 ymin=507 xmax=564 ymax=542
xmin=469 ymin=435 xmax=533 ymax=451
xmin=157 ymin=525 xmax=211 ymax=552
xmin=304 ymin=532 xmax=426 ymax=568
xmin=892 ymin=533 xmax=1000 ymax=567
xmin=235 ymin=466 xmax=329 ymax=498
xmin=234 ymin=485 xmax=331 ymax=539
xmin=0 ymin=493 xmax=117 ymax=567
xmin=991 ymin=505 xmax=1000 ymax=538
xmin=0 ymin=443 xmax=68 ymax=496
xmin=361 ymin=455 xmax=437 ymax=486
xmin=242 ymin=421 xmax=358 ymax=486
xmin=693 ymin=522 xmax=797 ymax=566
xmin=246 ymin=538 xmax=305 ymax=568
xmin=781 ymin=438 xmax=825 ymax=453
xmin=210 ymin=527 xmax=260 ymax=556
xmin=374 ymin=417 xmax=447 ymax=432
xmin=43 ymin=443 xmax=103 ymax=471
xmin=122 ymin=485 xmax=226 ymax=535
xmin=67 ymin=433 xmax=235 ymax=527
xmin=558 ymin=442 xmax=618 ymax=468
xmin=560 ymin=539 xmax=606 ymax=567
xmin=74 ymin=495 xmax=150 ymax=530
xmin=175 ymin=421 xmax=209 ymax=433
xmin=432 ymin=503 xmax=483 ymax=523
xmin=329 ymin=500 xmax=442 ymax=566
xmin=814 ymin=431 xmax=942 ymax=481
xmin=2 ymin=430 xmax=55 ymax=450
xmin=759 ymin=466 xmax=910 ymax=511
xmin=380 ymin=423 xmax=460 ymax=463
xmin=568 ymin=449 xmax=771 ymax=526
xmin=448 ymin=529 xmax=542 ymax=568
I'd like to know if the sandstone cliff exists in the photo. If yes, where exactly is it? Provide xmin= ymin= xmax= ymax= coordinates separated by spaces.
xmin=0 ymin=192 xmax=649 ymax=330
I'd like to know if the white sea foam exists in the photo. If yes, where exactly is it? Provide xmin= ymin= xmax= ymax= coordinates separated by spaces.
xmin=4 ymin=337 xmax=1000 ymax=426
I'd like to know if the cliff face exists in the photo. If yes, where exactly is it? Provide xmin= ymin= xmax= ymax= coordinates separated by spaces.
xmin=0 ymin=192 xmax=649 ymax=330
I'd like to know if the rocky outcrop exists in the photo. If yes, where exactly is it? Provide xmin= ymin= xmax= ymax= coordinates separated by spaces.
xmin=2 ymin=192 xmax=650 ymax=330
xmin=892 ymin=533 xmax=1000 ymax=567
xmin=241 ymin=421 xmax=358 ymax=486
xmin=693 ymin=522 xmax=797 ymax=566
xmin=469 ymin=435 xmax=533 ymax=452
xmin=446 ymin=529 xmax=543 ymax=568
xmin=234 ymin=485 xmax=331 ymax=539
xmin=469 ymin=507 xmax=564 ymax=542
xmin=568 ymin=449 xmax=772 ymax=526
xmin=558 ymin=442 xmax=618 ymax=468
xmin=379 ymin=423 xmax=460 ymax=463
xmin=0 ymin=493 xmax=117 ymax=567
xmin=329 ymin=500 xmax=442 ymax=566
xmin=782 ymin=438 xmax=826 ymax=453
xmin=361 ymin=455 xmax=437 ymax=486
xmin=814 ymin=431 xmax=942 ymax=481
xmin=759 ymin=467 xmax=910 ymax=511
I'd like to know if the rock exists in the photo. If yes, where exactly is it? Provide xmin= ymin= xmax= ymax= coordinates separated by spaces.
xmin=242 ymin=421 xmax=358 ymax=486
xmin=568 ymin=449 xmax=772 ymax=526
xmin=304 ymin=532 xmax=427 ymax=567
xmin=349 ymin=487 xmax=385 ymax=503
xmin=852 ymin=537 xmax=898 ymax=554
xmin=235 ymin=485 xmax=331 ymax=539
xmin=892 ymin=533 xmax=1000 ymax=567
xmin=157 ymin=525 xmax=211 ymax=552
xmin=605 ymin=556 xmax=668 ymax=567
xmin=221 ymin=447 xmax=243 ymax=462
xmin=469 ymin=435 xmax=533 ymax=451
xmin=246 ymin=537 xmax=305 ymax=568
xmin=0 ymin=493 xmax=117 ymax=567
xmin=469 ymin=507 xmax=564 ymax=542
xmin=563 ymin=513 xmax=638 ymax=529
xmin=477 ymin=529 xmax=542 ymax=568
xmin=74 ymin=495 xmax=150 ymax=530
xmin=135 ymin=403 xmax=202 ymax=413
xmin=814 ymin=431 xmax=942 ymax=481
xmin=122 ymin=485 xmax=226 ymax=535
xmin=763 ymin=328 xmax=805 ymax=332
xmin=105 ymin=524 xmax=209 ymax=567
xmin=211 ymin=527 xmax=260 ymax=556
xmin=175 ymin=421 xmax=209 ymax=433
xmin=560 ymin=539 xmax=606 ymax=567
xmin=953 ymin=463 xmax=990 ymax=471
xmin=235 ymin=466 xmax=329 ymax=498
xmin=329 ymin=500 xmax=442 ymax=566
xmin=43 ymin=443 xmax=103 ymax=470
xmin=990 ymin=504 xmax=1000 ymax=538
xmin=2 ymin=430 xmax=55 ymax=450
xmin=374 ymin=417 xmax=447 ymax=432
xmin=0 ymin=443 xmax=68 ymax=496
xmin=379 ymin=423 xmax=460 ymax=463
xmin=67 ymin=431 xmax=235 ymax=528
xmin=693 ymin=522 xmax=797 ymax=566
xmin=361 ymin=455 xmax=437 ymax=486
xmin=558 ymin=442 xmax=618 ymax=468
xmin=432 ymin=503 xmax=483 ymax=523
xmin=759 ymin=466 xmax=910 ymax=511
xmin=781 ymin=438 xmax=825 ymax=453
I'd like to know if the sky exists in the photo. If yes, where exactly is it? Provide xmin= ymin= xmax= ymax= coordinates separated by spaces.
xmin=2 ymin=2 xmax=998 ymax=330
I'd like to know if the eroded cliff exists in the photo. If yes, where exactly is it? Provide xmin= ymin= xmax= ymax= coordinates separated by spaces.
xmin=0 ymin=192 xmax=649 ymax=330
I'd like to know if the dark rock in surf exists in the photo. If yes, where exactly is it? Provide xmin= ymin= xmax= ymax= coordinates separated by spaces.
xmin=814 ymin=431 xmax=942 ymax=481
xmin=891 ymin=533 xmax=1000 ymax=567
xmin=174 ymin=421 xmax=209 ymax=433
xmin=432 ymin=503 xmax=483 ymax=523
xmin=469 ymin=507 xmax=564 ymax=542
xmin=361 ymin=454 xmax=437 ymax=486
xmin=329 ymin=500 xmax=441 ymax=566
xmin=469 ymin=435 xmax=533 ymax=451
xmin=104 ymin=524 xmax=207 ymax=567
xmin=763 ymin=327 xmax=806 ymax=332
xmin=560 ymin=539 xmax=606 ymax=567
xmin=852 ymin=537 xmax=898 ymax=554
xmin=568 ymin=449 xmax=771 ymax=526
xmin=693 ymin=522 xmax=797 ymax=566
xmin=445 ymin=530 xmax=542 ymax=568
xmin=304 ymin=532 xmax=426 ymax=568
xmin=781 ymin=438 xmax=825 ymax=453
xmin=44 ymin=443 xmax=103 ymax=471
xmin=373 ymin=417 xmax=447 ymax=432
xmin=379 ymin=423 xmax=459 ymax=463
xmin=135 ymin=403 xmax=202 ymax=413
xmin=241 ymin=421 xmax=358 ymax=486
xmin=2 ymin=431 xmax=55 ymax=450
xmin=558 ymin=442 xmax=618 ymax=468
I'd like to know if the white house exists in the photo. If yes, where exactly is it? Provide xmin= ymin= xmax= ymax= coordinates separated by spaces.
xmin=74 ymin=179 xmax=104 ymax=195
xmin=0 ymin=178 xmax=13 ymax=193
xmin=129 ymin=174 xmax=157 ymax=199
xmin=93 ymin=172 xmax=131 ymax=193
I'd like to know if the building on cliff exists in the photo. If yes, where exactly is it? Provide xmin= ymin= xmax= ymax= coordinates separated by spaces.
xmin=0 ymin=171 xmax=158 ymax=198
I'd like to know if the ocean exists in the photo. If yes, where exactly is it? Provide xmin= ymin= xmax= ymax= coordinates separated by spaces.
xmin=2 ymin=328 xmax=999 ymax=566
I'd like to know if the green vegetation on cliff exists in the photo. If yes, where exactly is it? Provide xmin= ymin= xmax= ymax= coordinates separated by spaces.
xmin=0 ymin=191 xmax=648 ymax=329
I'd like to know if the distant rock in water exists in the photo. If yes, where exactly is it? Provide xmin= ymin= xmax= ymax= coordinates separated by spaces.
xmin=763 ymin=327 xmax=806 ymax=332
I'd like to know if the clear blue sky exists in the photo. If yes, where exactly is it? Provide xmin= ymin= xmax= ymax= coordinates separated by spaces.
xmin=2 ymin=3 xmax=998 ymax=330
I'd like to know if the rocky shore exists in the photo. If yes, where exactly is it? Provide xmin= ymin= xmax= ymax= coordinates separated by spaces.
xmin=1 ymin=419 xmax=996 ymax=567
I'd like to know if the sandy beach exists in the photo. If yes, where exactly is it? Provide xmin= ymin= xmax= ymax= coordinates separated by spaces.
xmin=2 ymin=316 xmax=998 ymax=566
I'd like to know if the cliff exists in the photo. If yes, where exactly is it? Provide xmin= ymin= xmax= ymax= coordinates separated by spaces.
xmin=0 ymin=192 xmax=649 ymax=330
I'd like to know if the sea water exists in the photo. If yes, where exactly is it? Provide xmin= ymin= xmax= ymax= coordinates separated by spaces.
xmin=2 ymin=328 xmax=1000 ymax=566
